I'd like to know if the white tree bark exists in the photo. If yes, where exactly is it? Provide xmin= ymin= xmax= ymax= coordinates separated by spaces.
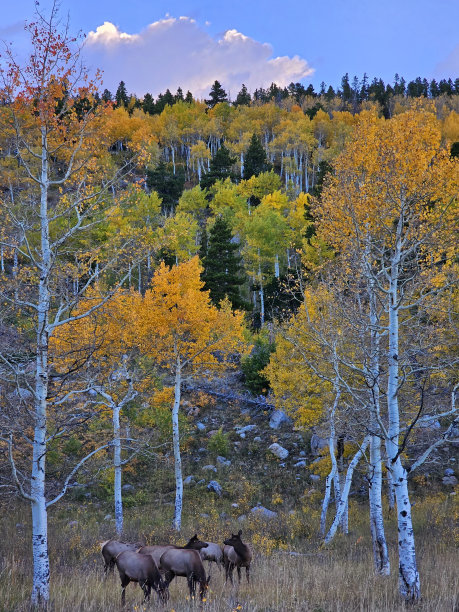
xmin=324 ymin=436 xmax=370 ymax=543
xmin=385 ymin=221 xmax=420 ymax=601
xmin=113 ymin=401 xmax=123 ymax=536
xmin=172 ymin=355 xmax=183 ymax=531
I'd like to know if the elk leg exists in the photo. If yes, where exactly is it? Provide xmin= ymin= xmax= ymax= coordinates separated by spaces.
xmin=237 ymin=566 xmax=242 ymax=583
xmin=164 ymin=570 xmax=175 ymax=588
xmin=120 ymin=573 xmax=130 ymax=606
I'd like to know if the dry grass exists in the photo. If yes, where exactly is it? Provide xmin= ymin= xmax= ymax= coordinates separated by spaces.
xmin=1 ymin=494 xmax=458 ymax=612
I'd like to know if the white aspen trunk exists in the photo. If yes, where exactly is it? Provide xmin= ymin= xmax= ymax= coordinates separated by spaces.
xmin=386 ymin=461 xmax=395 ymax=511
xmin=369 ymin=435 xmax=390 ymax=575
xmin=138 ymin=262 xmax=141 ymax=294
xmin=385 ymin=219 xmax=420 ymax=600
xmin=258 ymin=256 xmax=265 ymax=326
xmin=240 ymin=152 xmax=244 ymax=177
xmin=1 ymin=245 xmax=4 ymax=272
xmin=274 ymin=254 xmax=280 ymax=279
xmin=324 ymin=436 xmax=370 ymax=543
xmin=113 ymin=402 xmax=123 ymax=537
xmin=172 ymin=357 xmax=183 ymax=531
xmin=320 ymin=397 xmax=339 ymax=537
xmin=172 ymin=147 xmax=176 ymax=175
xmin=366 ymin=262 xmax=390 ymax=575
xmin=31 ymin=127 xmax=51 ymax=606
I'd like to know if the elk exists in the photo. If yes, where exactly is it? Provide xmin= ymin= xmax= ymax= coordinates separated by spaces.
xmin=199 ymin=541 xmax=224 ymax=572
xmin=160 ymin=548 xmax=211 ymax=601
xmin=138 ymin=534 xmax=208 ymax=570
xmin=223 ymin=530 xmax=252 ymax=584
xmin=100 ymin=539 xmax=142 ymax=576
xmin=114 ymin=550 xmax=169 ymax=606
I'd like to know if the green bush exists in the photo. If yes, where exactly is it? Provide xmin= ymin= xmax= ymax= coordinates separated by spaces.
xmin=241 ymin=334 xmax=275 ymax=395
xmin=208 ymin=427 xmax=230 ymax=457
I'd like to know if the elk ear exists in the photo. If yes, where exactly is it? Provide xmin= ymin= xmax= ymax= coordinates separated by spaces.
xmin=193 ymin=534 xmax=197 ymax=539
xmin=238 ymin=530 xmax=242 ymax=537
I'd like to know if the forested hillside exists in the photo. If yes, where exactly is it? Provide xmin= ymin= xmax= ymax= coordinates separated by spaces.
xmin=0 ymin=5 xmax=458 ymax=611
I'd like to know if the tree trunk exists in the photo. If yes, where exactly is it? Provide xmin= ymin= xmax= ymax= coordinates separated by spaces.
xmin=172 ymin=357 xmax=183 ymax=531
xmin=386 ymin=226 xmax=420 ymax=601
xmin=369 ymin=435 xmax=390 ymax=575
xmin=113 ymin=402 xmax=123 ymax=536
xmin=324 ymin=436 xmax=370 ymax=543
xmin=31 ymin=127 xmax=51 ymax=606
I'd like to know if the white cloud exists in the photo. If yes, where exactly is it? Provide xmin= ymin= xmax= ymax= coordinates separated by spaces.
xmin=434 ymin=43 xmax=459 ymax=79
xmin=84 ymin=17 xmax=314 ymax=98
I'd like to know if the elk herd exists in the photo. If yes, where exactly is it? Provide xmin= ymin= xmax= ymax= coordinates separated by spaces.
xmin=101 ymin=530 xmax=252 ymax=606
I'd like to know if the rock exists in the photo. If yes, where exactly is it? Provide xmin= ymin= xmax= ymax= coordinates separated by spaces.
xmin=253 ymin=436 xmax=262 ymax=442
xmin=442 ymin=476 xmax=458 ymax=486
xmin=196 ymin=479 xmax=205 ymax=485
xmin=299 ymin=450 xmax=306 ymax=457
xmin=198 ymin=447 xmax=208 ymax=453
xmin=196 ymin=422 xmax=206 ymax=432
xmin=235 ymin=424 xmax=257 ymax=438
xmin=250 ymin=505 xmax=278 ymax=519
xmin=237 ymin=514 xmax=247 ymax=522
xmin=220 ymin=512 xmax=229 ymax=519
xmin=16 ymin=387 xmax=34 ymax=401
xmin=269 ymin=410 xmax=292 ymax=429
xmin=67 ymin=521 xmax=78 ymax=528
xmin=310 ymin=434 xmax=328 ymax=455
xmin=418 ymin=417 xmax=441 ymax=429
xmin=16 ymin=523 xmax=24 ymax=530
xmin=294 ymin=460 xmax=307 ymax=468
xmin=200 ymin=513 xmax=210 ymax=518
xmin=207 ymin=480 xmax=223 ymax=496
xmin=309 ymin=474 xmax=320 ymax=482
xmin=122 ymin=484 xmax=135 ymax=492
xmin=444 ymin=468 xmax=455 ymax=477
xmin=184 ymin=475 xmax=195 ymax=485
xmin=208 ymin=430 xmax=220 ymax=437
xmin=231 ymin=503 xmax=239 ymax=508
xmin=202 ymin=464 xmax=217 ymax=473
xmin=269 ymin=442 xmax=289 ymax=460
xmin=217 ymin=456 xmax=231 ymax=467
xmin=104 ymin=514 xmax=112 ymax=520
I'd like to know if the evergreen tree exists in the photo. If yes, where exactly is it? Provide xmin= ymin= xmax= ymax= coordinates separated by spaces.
xmin=205 ymin=80 xmax=228 ymax=108
xmin=200 ymin=144 xmax=236 ymax=189
xmin=234 ymin=84 xmax=251 ymax=106
xmin=115 ymin=81 xmax=129 ymax=107
xmin=155 ymin=89 xmax=175 ymax=113
xmin=146 ymin=161 xmax=185 ymax=215
xmin=243 ymin=134 xmax=272 ymax=180
xmin=142 ymin=92 xmax=155 ymax=114
xmin=175 ymin=87 xmax=184 ymax=102
xmin=202 ymin=216 xmax=245 ymax=309
xmin=184 ymin=90 xmax=194 ymax=103
xmin=102 ymin=88 xmax=113 ymax=103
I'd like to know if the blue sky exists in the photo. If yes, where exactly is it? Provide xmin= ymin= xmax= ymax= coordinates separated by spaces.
xmin=1 ymin=0 xmax=458 ymax=97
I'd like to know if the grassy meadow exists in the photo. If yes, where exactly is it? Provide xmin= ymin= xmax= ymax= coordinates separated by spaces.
xmin=1 ymin=488 xmax=458 ymax=612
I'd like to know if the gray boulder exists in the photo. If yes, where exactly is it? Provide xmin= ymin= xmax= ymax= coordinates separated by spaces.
xmin=442 ymin=475 xmax=458 ymax=486
xmin=217 ymin=456 xmax=231 ymax=467
xmin=269 ymin=442 xmax=289 ymax=459
xmin=250 ymin=505 xmax=278 ymax=519
xmin=235 ymin=424 xmax=257 ymax=438
xmin=122 ymin=484 xmax=135 ymax=492
xmin=207 ymin=480 xmax=223 ymax=496
xmin=310 ymin=434 xmax=328 ymax=455
xmin=269 ymin=410 xmax=292 ymax=429
xmin=294 ymin=460 xmax=307 ymax=468
xmin=444 ymin=468 xmax=455 ymax=477
xmin=184 ymin=475 xmax=195 ymax=485
xmin=196 ymin=422 xmax=206 ymax=432
xmin=202 ymin=464 xmax=217 ymax=473
xmin=309 ymin=474 xmax=320 ymax=482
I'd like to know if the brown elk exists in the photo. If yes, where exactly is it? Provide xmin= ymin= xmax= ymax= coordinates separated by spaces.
xmin=160 ymin=548 xmax=211 ymax=601
xmin=199 ymin=541 xmax=224 ymax=572
xmin=100 ymin=539 xmax=143 ymax=576
xmin=223 ymin=530 xmax=252 ymax=584
xmin=114 ymin=550 xmax=169 ymax=606
xmin=138 ymin=533 xmax=208 ymax=570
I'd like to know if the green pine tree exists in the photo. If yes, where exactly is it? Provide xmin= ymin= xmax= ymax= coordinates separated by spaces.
xmin=146 ymin=161 xmax=185 ymax=215
xmin=200 ymin=144 xmax=236 ymax=189
xmin=243 ymin=134 xmax=272 ymax=180
xmin=115 ymin=81 xmax=129 ymax=107
xmin=202 ymin=216 xmax=245 ymax=309
xmin=234 ymin=84 xmax=251 ymax=106
xmin=205 ymin=80 xmax=228 ymax=108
